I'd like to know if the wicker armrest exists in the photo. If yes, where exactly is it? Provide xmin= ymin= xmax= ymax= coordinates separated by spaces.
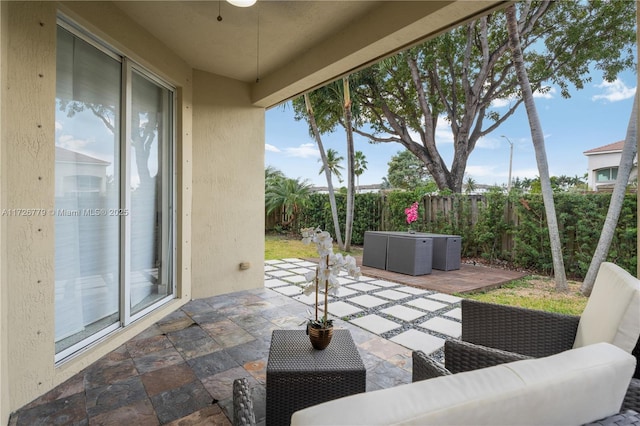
xmin=233 ymin=378 xmax=256 ymax=426
xmin=444 ymin=339 xmax=532 ymax=374
xmin=412 ymin=350 xmax=452 ymax=382
xmin=583 ymin=410 xmax=640 ymax=426
xmin=461 ymin=299 xmax=580 ymax=358
xmin=624 ymin=378 xmax=640 ymax=412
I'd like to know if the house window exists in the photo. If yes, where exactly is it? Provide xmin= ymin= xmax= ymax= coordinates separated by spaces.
xmin=596 ymin=167 xmax=618 ymax=182
xmin=54 ymin=19 xmax=175 ymax=362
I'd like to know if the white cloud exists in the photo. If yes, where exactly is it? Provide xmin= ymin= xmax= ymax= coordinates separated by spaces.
xmin=284 ymin=143 xmax=319 ymax=159
xmin=476 ymin=136 xmax=502 ymax=150
xmin=465 ymin=164 xmax=498 ymax=177
xmin=492 ymin=86 xmax=555 ymax=108
xmin=492 ymin=94 xmax=519 ymax=108
xmin=533 ymin=86 xmax=556 ymax=99
xmin=512 ymin=167 xmax=539 ymax=179
xmin=405 ymin=119 xmax=454 ymax=146
xmin=435 ymin=120 xmax=454 ymax=145
xmin=57 ymin=134 xmax=88 ymax=151
xmin=592 ymin=79 xmax=636 ymax=103
xmin=265 ymin=143 xmax=281 ymax=153
xmin=55 ymin=121 xmax=63 ymax=131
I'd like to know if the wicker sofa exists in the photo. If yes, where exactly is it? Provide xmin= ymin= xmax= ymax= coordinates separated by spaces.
xmin=414 ymin=262 xmax=640 ymax=413
xmin=288 ymin=342 xmax=636 ymax=425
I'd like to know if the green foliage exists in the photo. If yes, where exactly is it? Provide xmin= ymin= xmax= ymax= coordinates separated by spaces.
xmin=319 ymin=148 xmax=344 ymax=183
xmin=296 ymin=192 xmax=382 ymax=246
xmin=265 ymin=176 xmax=313 ymax=228
xmin=291 ymin=190 xmax=637 ymax=278
xmin=386 ymin=150 xmax=433 ymax=190
xmin=385 ymin=190 xmax=424 ymax=232
xmin=351 ymin=1 xmax=636 ymax=192
xmin=470 ymin=191 xmax=511 ymax=260
xmin=509 ymin=193 xmax=636 ymax=278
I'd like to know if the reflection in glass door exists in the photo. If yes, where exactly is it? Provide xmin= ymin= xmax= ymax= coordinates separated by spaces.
xmin=54 ymin=21 xmax=175 ymax=361
xmin=128 ymin=69 xmax=174 ymax=318
xmin=54 ymin=25 xmax=121 ymax=355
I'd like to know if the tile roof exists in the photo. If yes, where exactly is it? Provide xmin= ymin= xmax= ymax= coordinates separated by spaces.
xmin=583 ymin=140 xmax=625 ymax=155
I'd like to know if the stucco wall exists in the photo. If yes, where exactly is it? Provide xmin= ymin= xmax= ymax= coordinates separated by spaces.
xmin=191 ymin=70 xmax=265 ymax=299
xmin=2 ymin=2 xmax=58 ymax=415
xmin=0 ymin=1 xmax=196 ymax=419
xmin=0 ymin=2 xmax=8 ymax=424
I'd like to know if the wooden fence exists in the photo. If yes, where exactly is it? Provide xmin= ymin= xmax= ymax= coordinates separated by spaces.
xmin=379 ymin=194 xmax=520 ymax=256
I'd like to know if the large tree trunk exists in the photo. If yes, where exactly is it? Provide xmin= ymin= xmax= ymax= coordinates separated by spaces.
xmin=581 ymin=93 xmax=638 ymax=296
xmin=304 ymin=94 xmax=344 ymax=249
xmin=506 ymin=4 xmax=568 ymax=291
xmin=343 ymin=77 xmax=355 ymax=251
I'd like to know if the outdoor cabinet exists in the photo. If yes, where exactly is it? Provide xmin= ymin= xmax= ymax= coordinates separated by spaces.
xmin=386 ymin=235 xmax=433 ymax=276
xmin=362 ymin=231 xmax=388 ymax=270
xmin=422 ymin=234 xmax=461 ymax=271
xmin=362 ymin=231 xmax=461 ymax=273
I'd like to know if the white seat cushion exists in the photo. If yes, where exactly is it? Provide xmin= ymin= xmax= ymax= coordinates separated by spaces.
xmin=573 ymin=262 xmax=640 ymax=353
xmin=290 ymin=343 xmax=636 ymax=426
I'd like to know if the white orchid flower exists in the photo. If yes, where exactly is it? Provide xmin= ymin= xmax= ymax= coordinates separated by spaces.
xmin=318 ymin=267 xmax=332 ymax=282
xmin=304 ymin=270 xmax=316 ymax=283
xmin=299 ymin=227 xmax=361 ymax=326
xmin=302 ymin=283 xmax=316 ymax=296
xmin=327 ymin=274 xmax=340 ymax=289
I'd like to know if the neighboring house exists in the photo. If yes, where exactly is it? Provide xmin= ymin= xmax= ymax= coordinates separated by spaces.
xmin=0 ymin=1 xmax=536 ymax=421
xmin=54 ymin=146 xmax=110 ymax=197
xmin=583 ymin=141 xmax=638 ymax=191
xmin=311 ymin=183 xmax=384 ymax=194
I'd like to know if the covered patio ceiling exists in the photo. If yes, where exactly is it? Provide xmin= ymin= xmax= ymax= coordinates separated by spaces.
xmin=113 ymin=1 xmax=506 ymax=107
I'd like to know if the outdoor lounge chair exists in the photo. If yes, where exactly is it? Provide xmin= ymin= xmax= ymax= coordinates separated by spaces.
xmin=413 ymin=262 xmax=640 ymax=412
xmin=233 ymin=377 xmax=256 ymax=426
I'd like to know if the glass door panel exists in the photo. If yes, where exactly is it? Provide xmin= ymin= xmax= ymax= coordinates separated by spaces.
xmin=54 ymin=26 xmax=121 ymax=353
xmin=129 ymin=70 xmax=173 ymax=316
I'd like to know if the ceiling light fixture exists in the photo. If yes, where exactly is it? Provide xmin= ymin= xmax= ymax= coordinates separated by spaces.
xmin=227 ymin=0 xmax=257 ymax=7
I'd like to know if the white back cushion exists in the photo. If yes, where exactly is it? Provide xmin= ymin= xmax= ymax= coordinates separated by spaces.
xmin=573 ymin=262 xmax=640 ymax=352
xmin=290 ymin=343 xmax=636 ymax=426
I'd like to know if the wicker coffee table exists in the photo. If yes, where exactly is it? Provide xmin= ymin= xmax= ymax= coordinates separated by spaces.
xmin=266 ymin=329 xmax=366 ymax=426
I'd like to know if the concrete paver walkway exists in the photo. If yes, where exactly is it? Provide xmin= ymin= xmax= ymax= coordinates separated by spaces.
xmin=265 ymin=258 xmax=465 ymax=357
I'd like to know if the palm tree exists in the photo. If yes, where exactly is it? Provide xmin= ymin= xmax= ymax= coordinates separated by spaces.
xmin=464 ymin=176 xmax=476 ymax=194
xmin=354 ymin=151 xmax=368 ymax=192
xmin=342 ymin=77 xmax=356 ymax=251
xmin=265 ymin=177 xmax=312 ymax=227
xmin=506 ymin=4 xmax=567 ymax=291
xmin=319 ymin=149 xmax=344 ymax=183
xmin=294 ymin=76 xmax=364 ymax=251
xmin=302 ymin=93 xmax=344 ymax=248
xmin=265 ymin=166 xmax=285 ymax=189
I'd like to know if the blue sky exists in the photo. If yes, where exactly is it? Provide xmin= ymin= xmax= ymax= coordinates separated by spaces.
xmin=265 ymin=70 xmax=637 ymax=188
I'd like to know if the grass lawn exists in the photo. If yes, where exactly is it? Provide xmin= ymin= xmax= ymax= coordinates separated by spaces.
xmin=461 ymin=276 xmax=588 ymax=316
xmin=264 ymin=235 xmax=587 ymax=315
xmin=265 ymin=233 xmax=363 ymax=261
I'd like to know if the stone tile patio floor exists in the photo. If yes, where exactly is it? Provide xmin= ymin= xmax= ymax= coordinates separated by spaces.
xmin=10 ymin=258 xmax=466 ymax=425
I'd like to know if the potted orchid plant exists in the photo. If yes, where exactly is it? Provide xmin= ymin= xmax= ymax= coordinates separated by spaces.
xmin=300 ymin=227 xmax=361 ymax=349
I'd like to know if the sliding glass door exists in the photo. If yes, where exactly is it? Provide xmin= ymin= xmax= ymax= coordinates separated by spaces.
xmin=128 ymin=69 xmax=174 ymax=318
xmin=54 ymin=21 xmax=175 ymax=361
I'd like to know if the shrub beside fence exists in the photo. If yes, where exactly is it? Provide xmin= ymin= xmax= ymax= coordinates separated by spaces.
xmin=282 ymin=191 xmax=637 ymax=279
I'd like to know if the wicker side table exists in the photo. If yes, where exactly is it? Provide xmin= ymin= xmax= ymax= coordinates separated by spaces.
xmin=266 ymin=329 xmax=366 ymax=426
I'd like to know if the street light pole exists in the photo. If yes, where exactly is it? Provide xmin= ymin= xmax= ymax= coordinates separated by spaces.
xmin=501 ymin=135 xmax=514 ymax=192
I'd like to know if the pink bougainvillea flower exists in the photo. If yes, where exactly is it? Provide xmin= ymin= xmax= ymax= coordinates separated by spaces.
xmin=404 ymin=202 xmax=419 ymax=224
